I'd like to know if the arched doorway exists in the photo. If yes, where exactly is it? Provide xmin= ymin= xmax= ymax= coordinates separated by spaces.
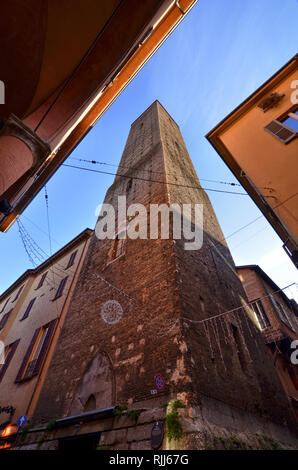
xmin=70 ymin=352 xmax=114 ymax=415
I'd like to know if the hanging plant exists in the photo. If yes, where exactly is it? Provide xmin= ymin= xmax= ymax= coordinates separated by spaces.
xmin=165 ymin=400 xmax=186 ymax=441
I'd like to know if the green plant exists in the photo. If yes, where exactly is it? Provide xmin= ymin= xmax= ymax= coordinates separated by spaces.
xmin=45 ymin=417 xmax=59 ymax=432
xmin=165 ymin=400 xmax=186 ymax=441
xmin=258 ymin=434 xmax=285 ymax=450
xmin=21 ymin=422 xmax=34 ymax=439
xmin=161 ymin=402 xmax=169 ymax=411
xmin=114 ymin=404 xmax=128 ymax=418
xmin=271 ymin=442 xmax=285 ymax=450
xmin=37 ymin=435 xmax=45 ymax=449
xmin=126 ymin=409 xmax=146 ymax=423
xmin=224 ymin=434 xmax=247 ymax=450
xmin=96 ymin=444 xmax=110 ymax=450
xmin=205 ymin=443 xmax=214 ymax=450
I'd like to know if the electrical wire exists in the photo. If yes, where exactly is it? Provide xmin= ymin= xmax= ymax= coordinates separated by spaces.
xmin=181 ymin=282 xmax=297 ymax=325
xmin=69 ymin=156 xmax=248 ymax=188
xmin=62 ymin=162 xmax=248 ymax=196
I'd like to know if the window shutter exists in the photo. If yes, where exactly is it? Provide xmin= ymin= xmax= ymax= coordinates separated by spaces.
xmin=264 ymin=120 xmax=297 ymax=144
xmin=269 ymin=293 xmax=294 ymax=330
xmin=269 ymin=293 xmax=283 ymax=319
xmin=37 ymin=272 xmax=48 ymax=289
xmin=0 ymin=309 xmax=13 ymax=330
xmin=54 ymin=277 xmax=68 ymax=300
xmin=67 ymin=251 xmax=77 ymax=268
xmin=20 ymin=298 xmax=36 ymax=321
xmin=15 ymin=327 xmax=40 ymax=383
xmin=33 ymin=319 xmax=57 ymax=375
xmin=279 ymin=302 xmax=296 ymax=332
xmin=13 ymin=285 xmax=24 ymax=302
xmin=0 ymin=339 xmax=20 ymax=383
xmin=0 ymin=297 xmax=10 ymax=313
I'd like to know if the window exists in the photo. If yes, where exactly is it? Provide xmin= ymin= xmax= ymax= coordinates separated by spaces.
xmin=0 ymin=297 xmax=10 ymax=314
xmin=12 ymin=285 xmax=24 ymax=302
xmin=230 ymin=324 xmax=247 ymax=373
xmin=282 ymin=110 xmax=298 ymax=132
xmin=20 ymin=298 xmax=36 ymax=321
xmin=66 ymin=251 xmax=77 ymax=269
xmin=110 ymin=235 xmax=125 ymax=262
xmin=0 ymin=309 xmax=13 ymax=331
xmin=36 ymin=272 xmax=48 ymax=290
xmin=15 ymin=319 xmax=57 ymax=382
xmin=126 ymin=179 xmax=132 ymax=192
xmin=0 ymin=340 xmax=19 ymax=383
xmin=251 ymin=300 xmax=271 ymax=330
xmin=265 ymin=107 xmax=298 ymax=144
xmin=269 ymin=293 xmax=296 ymax=332
xmin=53 ymin=277 xmax=68 ymax=301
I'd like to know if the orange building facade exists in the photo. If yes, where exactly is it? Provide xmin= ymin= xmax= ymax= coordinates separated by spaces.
xmin=207 ymin=55 xmax=298 ymax=267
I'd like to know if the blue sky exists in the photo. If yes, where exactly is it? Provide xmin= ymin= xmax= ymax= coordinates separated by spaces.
xmin=1 ymin=0 xmax=297 ymax=300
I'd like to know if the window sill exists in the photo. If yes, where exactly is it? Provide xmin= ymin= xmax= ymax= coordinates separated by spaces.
xmin=15 ymin=373 xmax=38 ymax=384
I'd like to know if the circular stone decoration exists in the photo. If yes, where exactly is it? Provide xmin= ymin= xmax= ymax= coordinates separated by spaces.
xmin=100 ymin=300 xmax=123 ymax=325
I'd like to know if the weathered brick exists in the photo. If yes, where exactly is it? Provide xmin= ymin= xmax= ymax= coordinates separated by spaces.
xmin=32 ymin=101 xmax=296 ymax=446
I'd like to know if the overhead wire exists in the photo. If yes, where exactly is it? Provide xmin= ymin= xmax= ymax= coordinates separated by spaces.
xmin=62 ymin=162 xmax=249 ymax=196
xmin=181 ymin=282 xmax=297 ymax=325
xmin=68 ymin=156 xmax=254 ymax=189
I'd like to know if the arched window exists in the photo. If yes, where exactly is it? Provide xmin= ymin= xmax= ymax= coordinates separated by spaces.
xmin=84 ymin=394 xmax=96 ymax=412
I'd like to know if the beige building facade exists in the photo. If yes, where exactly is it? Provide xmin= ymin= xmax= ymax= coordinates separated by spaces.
xmin=0 ymin=228 xmax=92 ymax=440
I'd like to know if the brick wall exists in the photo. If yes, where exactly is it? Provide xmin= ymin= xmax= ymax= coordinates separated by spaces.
xmin=33 ymin=101 xmax=296 ymax=434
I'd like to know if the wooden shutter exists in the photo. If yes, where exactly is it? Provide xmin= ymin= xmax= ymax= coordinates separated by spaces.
xmin=15 ymin=327 xmax=40 ymax=382
xmin=269 ymin=293 xmax=294 ymax=330
xmin=67 ymin=251 xmax=77 ymax=268
xmin=20 ymin=298 xmax=36 ymax=321
xmin=33 ymin=319 xmax=58 ymax=375
xmin=13 ymin=285 xmax=24 ymax=302
xmin=0 ymin=339 xmax=20 ymax=383
xmin=264 ymin=120 xmax=297 ymax=144
xmin=279 ymin=302 xmax=296 ymax=332
xmin=53 ymin=277 xmax=68 ymax=300
xmin=0 ymin=309 xmax=13 ymax=330
xmin=37 ymin=272 xmax=48 ymax=289
xmin=0 ymin=297 xmax=10 ymax=313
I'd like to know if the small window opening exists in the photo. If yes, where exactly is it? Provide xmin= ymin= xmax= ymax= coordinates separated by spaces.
xmin=230 ymin=323 xmax=248 ymax=372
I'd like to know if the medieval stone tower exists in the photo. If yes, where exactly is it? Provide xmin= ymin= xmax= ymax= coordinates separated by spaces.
xmin=33 ymin=101 xmax=296 ymax=448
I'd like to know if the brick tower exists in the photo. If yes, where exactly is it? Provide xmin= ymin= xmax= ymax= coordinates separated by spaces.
xmin=33 ymin=101 xmax=297 ymax=449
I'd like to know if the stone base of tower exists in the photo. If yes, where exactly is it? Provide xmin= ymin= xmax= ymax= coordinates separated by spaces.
xmin=12 ymin=394 xmax=298 ymax=450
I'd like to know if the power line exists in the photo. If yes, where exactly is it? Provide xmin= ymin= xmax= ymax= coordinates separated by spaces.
xmin=229 ymin=224 xmax=270 ymax=251
xmin=62 ymin=163 xmax=248 ymax=196
xmin=22 ymin=215 xmax=62 ymax=248
xmin=44 ymin=186 xmax=52 ymax=257
xmin=220 ymin=192 xmax=298 ymax=246
xmin=181 ymin=282 xmax=297 ymax=325
xmin=17 ymin=218 xmax=76 ymax=285
xmin=69 ymin=156 xmax=252 ymax=189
